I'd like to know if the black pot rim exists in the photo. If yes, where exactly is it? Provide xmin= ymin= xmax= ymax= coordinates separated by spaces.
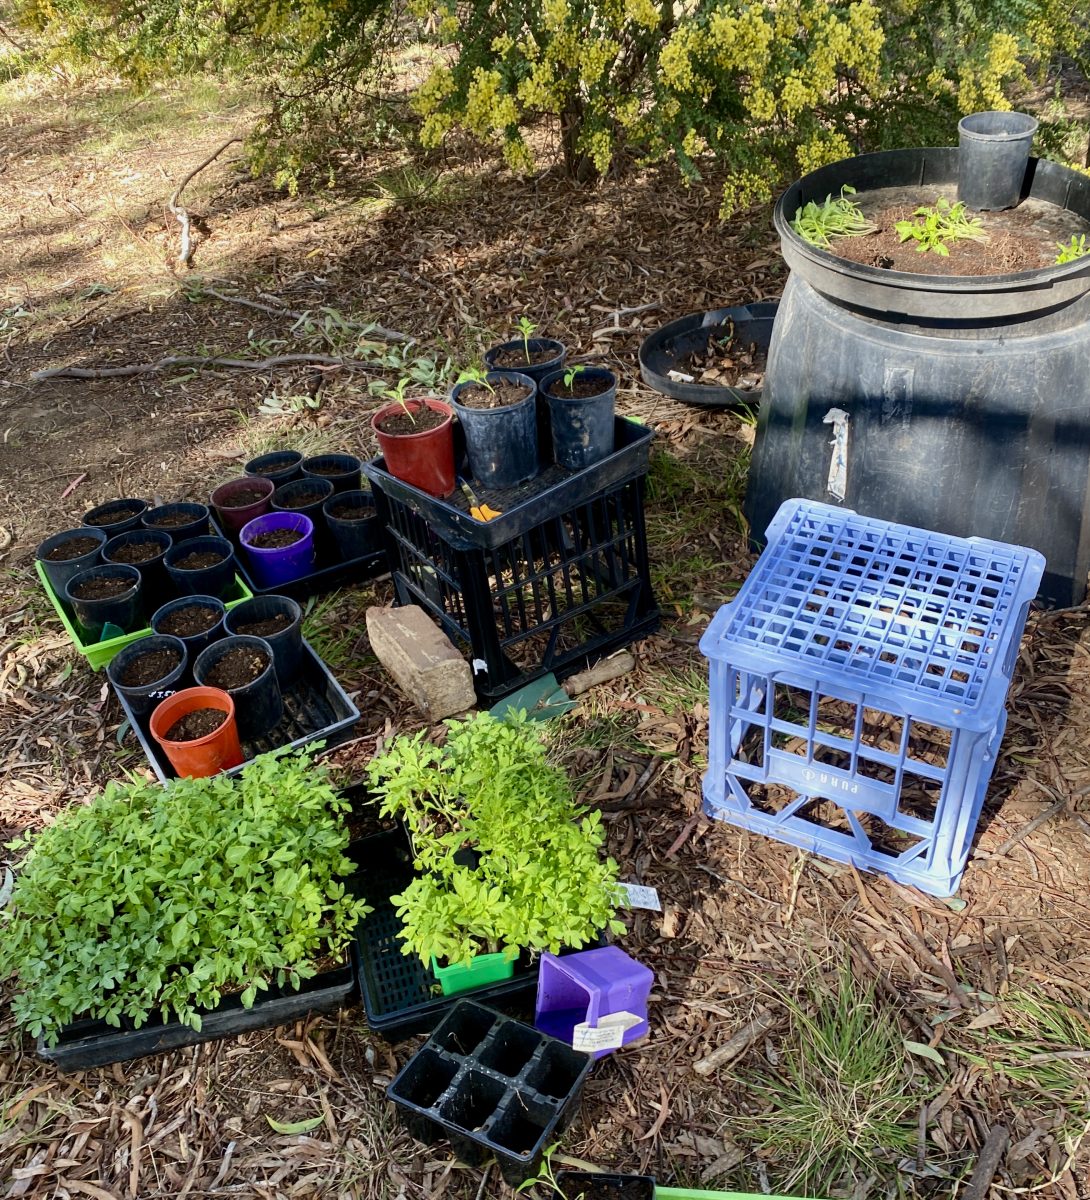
xmin=64 ymin=562 xmax=142 ymax=602
xmin=272 ymin=476 xmax=335 ymax=507
xmin=223 ymin=593 xmax=303 ymax=632
xmin=164 ymin=536 xmax=233 ymax=569
xmin=485 ymin=337 xmax=566 ymax=369
xmin=193 ymin=633 xmax=275 ymax=689
xmin=36 ymin=527 xmax=107 ymax=560
xmin=540 ymin=365 xmax=617 ymax=400
xmin=107 ymin=634 xmax=188 ymax=688
xmin=80 ymin=498 xmax=149 ymax=526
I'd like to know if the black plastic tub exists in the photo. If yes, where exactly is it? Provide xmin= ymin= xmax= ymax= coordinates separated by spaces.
xmin=323 ymin=490 xmax=383 ymax=562
xmin=106 ymin=635 xmax=188 ymax=720
xmin=142 ymin=503 xmax=210 ymax=542
xmin=556 ymin=1173 xmax=656 ymax=1200
xmin=387 ymin=1000 xmax=591 ymax=1187
xmin=150 ymin=594 xmax=226 ymax=661
xmin=164 ymin=536 xmax=236 ymax=599
xmin=102 ymin=529 xmax=173 ymax=608
xmin=118 ymin=638 xmax=359 ymax=783
xmin=64 ymin=563 xmax=144 ymax=636
xmin=223 ymin=594 xmax=304 ymax=686
xmin=80 ymin=498 xmax=148 ymax=538
xmin=36 ymin=527 xmax=106 ymax=596
xmin=192 ymin=634 xmax=282 ymax=742
xmin=301 ymin=452 xmax=363 ymax=495
xmin=484 ymin=337 xmax=566 ymax=382
xmin=38 ymin=960 xmax=354 ymax=1072
xmin=245 ymin=450 xmax=304 ymax=486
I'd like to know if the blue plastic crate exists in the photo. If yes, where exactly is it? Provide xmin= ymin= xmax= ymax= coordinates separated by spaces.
xmin=700 ymin=499 xmax=1044 ymax=895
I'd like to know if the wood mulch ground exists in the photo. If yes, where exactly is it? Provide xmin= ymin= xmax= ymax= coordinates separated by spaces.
xmin=1 ymin=67 xmax=1088 ymax=1200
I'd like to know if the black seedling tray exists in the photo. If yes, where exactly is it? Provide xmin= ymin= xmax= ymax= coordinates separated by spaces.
xmin=349 ymin=828 xmax=600 ymax=1040
xmin=38 ymin=961 xmax=354 ymax=1071
xmin=210 ymin=514 xmax=388 ymax=600
xmin=118 ymin=638 xmax=359 ymax=783
xmin=387 ymin=1000 xmax=592 ymax=1187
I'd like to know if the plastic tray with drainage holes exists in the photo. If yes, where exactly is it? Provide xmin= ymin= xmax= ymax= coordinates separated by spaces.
xmin=348 ymin=827 xmax=603 ymax=1040
xmin=118 ymin=637 xmax=359 ymax=783
xmin=387 ymin=999 xmax=592 ymax=1187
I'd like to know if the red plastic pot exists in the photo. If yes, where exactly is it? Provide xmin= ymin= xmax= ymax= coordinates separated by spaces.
xmin=210 ymin=476 xmax=274 ymax=536
xmin=371 ymin=399 xmax=456 ymax=498
xmin=149 ymin=686 xmax=244 ymax=778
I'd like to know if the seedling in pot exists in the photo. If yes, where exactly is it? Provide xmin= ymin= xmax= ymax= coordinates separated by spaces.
xmin=455 ymin=366 xmax=495 ymax=394
xmin=374 ymin=377 xmax=417 ymax=426
xmin=516 ymin=316 xmax=537 ymax=362
xmin=895 ymin=197 xmax=988 ymax=256
xmin=1055 ymin=234 xmax=1090 ymax=265
xmin=791 ymin=185 xmax=877 ymax=249
xmin=561 ymin=364 xmax=585 ymax=390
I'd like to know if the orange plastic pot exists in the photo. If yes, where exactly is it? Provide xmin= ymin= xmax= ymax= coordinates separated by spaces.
xmin=149 ymin=686 xmax=244 ymax=778
xmin=371 ymin=399 xmax=456 ymax=498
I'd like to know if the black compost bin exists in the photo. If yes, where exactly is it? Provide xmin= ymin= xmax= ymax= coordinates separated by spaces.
xmin=747 ymin=146 xmax=1090 ymax=606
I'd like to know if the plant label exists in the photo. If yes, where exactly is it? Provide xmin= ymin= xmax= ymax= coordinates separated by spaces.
xmin=615 ymin=882 xmax=661 ymax=911
xmin=571 ymin=1010 xmax=642 ymax=1052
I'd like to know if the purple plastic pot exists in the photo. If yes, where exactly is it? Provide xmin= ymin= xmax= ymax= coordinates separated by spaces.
xmin=239 ymin=512 xmax=315 ymax=588
xmin=210 ymin=476 xmax=274 ymax=536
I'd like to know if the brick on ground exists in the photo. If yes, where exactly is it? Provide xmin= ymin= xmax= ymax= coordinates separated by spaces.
xmin=365 ymin=604 xmax=476 ymax=719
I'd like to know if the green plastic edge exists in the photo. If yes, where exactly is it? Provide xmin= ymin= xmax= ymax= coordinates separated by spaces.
xmin=656 ymin=1190 xmax=820 ymax=1200
xmin=430 ymin=951 xmax=516 ymax=996
xmin=36 ymin=560 xmax=253 ymax=672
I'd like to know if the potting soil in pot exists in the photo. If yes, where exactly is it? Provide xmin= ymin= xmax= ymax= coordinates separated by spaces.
xmin=457 ymin=379 xmax=534 ymax=410
xmin=490 ymin=346 xmax=557 ymax=369
xmin=157 ymin=605 xmax=221 ymax=636
xmin=326 ymin=501 xmax=370 ymax=521
xmin=45 ymin=536 xmax=101 ymax=561
xmin=546 ymin=376 xmax=609 ymax=399
xmin=202 ymin=647 xmax=268 ymax=689
xmin=83 ymin=504 xmax=143 ymax=526
xmin=233 ymin=612 xmax=293 ymax=637
xmin=107 ymin=541 xmax=163 ymax=564
xmin=279 ymin=487 xmax=328 ymax=508
xmin=165 ymin=708 xmax=227 ymax=741
xmin=217 ymin=486 xmax=269 ymax=508
xmin=119 ymin=648 xmax=183 ymax=687
xmin=248 ymin=528 xmax=304 ymax=549
xmin=374 ymin=406 xmax=447 ymax=436
xmin=173 ymin=550 xmax=228 ymax=570
xmin=306 ymin=463 xmax=354 ymax=477
xmin=69 ymin=576 xmax=133 ymax=600
xmin=147 ymin=511 xmax=199 ymax=528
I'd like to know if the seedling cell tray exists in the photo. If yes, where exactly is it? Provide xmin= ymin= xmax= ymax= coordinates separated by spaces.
xmin=119 ymin=638 xmax=359 ymax=782
xmin=38 ymin=960 xmax=354 ymax=1071
xmin=36 ymin=560 xmax=252 ymax=671
xmin=210 ymin=514 xmax=388 ymax=601
xmin=387 ymin=1000 xmax=592 ymax=1186
xmin=349 ymin=828 xmax=598 ymax=1040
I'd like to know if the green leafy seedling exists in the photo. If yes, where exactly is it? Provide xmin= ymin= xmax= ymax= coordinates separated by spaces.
xmin=895 ymin=197 xmax=988 ymax=256
xmin=516 ymin=315 xmax=537 ymax=361
xmin=515 ymin=1142 xmax=581 ymax=1198
xmin=562 ymin=364 xmax=585 ymax=390
xmin=455 ymin=366 xmax=494 ymax=393
xmin=1055 ymin=234 xmax=1090 ymax=265
xmin=791 ymin=185 xmax=877 ymax=249
xmin=375 ymin=376 xmax=416 ymax=425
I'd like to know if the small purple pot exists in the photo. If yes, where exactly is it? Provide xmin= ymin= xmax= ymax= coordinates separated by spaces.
xmin=239 ymin=512 xmax=315 ymax=588
xmin=210 ymin=476 xmax=274 ymax=536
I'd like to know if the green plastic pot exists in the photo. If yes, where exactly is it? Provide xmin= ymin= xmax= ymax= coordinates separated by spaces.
xmin=656 ymin=1189 xmax=823 ymax=1199
xmin=430 ymin=951 xmax=516 ymax=996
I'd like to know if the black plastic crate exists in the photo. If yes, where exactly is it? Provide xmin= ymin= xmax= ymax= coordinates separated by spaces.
xmin=349 ymin=828 xmax=600 ymax=1040
xmin=387 ymin=1000 xmax=592 ymax=1186
xmin=364 ymin=419 xmax=659 ymax=702
xmin=210 ymin=514 xmax=388 ymax=601
xmin=118 ymin=638 xmax=359 ymax=783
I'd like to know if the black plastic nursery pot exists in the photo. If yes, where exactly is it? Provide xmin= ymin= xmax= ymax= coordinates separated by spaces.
xmin=193 ymin=634 xmax=282 ymax=742
xmin=150 ymin=594 xmax=226 ymax=661
xmin=245 ymin=449 xmax=304 ymax=486
xmin=957 ymin=110 xmax=1037 ymax=211
xmin=556 ymin=1172 xmax=656 ymax=1200
xmin=484 ymin=336 xmax=566 ymax=382
xmin=121 ymin=637 xmax=357 ymax=783
xmin=39 ymin=959 xmax=354 ymax=1072
xmin=102 ymin=529 xmax=173 ymax=608
xmin=80 ymin=498 xmax=148 ymax=538
xmin=106 ymin=635 xmax=188 ymax=720
xmin=164 ymin=535 xmax=236 ymax=599
xmin=322 ymin=489 xmax=383 ymax=561
xmin=36 ymin=527 xmax=106 ymax=596
xmin=749 ymin=145 xmax=1090 ymax=607
xmin=450 ymin=371 xmax=539 ymax=490
xmin=387 ymin=1000 xmax=592 ymax=1187
xmin=142 ymin=502 xmax=211 ymax=542
xmin=223 ymin=594 xmax=304 ymax=686
xmin=541 ymin=367 xmax=617 ymax=471
xmin=301 ymin=452 xmax=363 ymax=494
xmin=64 ymin=563 xmax=144 ymax=637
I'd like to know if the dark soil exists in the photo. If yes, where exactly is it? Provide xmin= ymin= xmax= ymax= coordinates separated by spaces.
xmin=173 ymin=550 xmax=228 ymax=570
xmin=217 ymin=486 xmax=268 ymax=508
xmin=157 ymin=604 xmax=221 ymax=637
xmin=491 ymin=345 xmax=558 ymax=368
xmin=118 ymin=647 xmax=182 ymax=687
xmin=326 ymin=502 xmax=371 ymax=521
xmin=165 ymin=707 xmax=227 ymax=742
xmin=69 ymin=575 xmax=133 ymax=599
xmin=547 ymin=374 xmax=611 ymax=399
xmin=83 ymin=505 xmax=143 ymax=526
xmin=457 ymin=378 xmax=534 ymax=410
xmin=561 ymin=1180 xmax=653 ymax=1200
xmin=107 ymin=540 xmax=163 ymax=564
xmin=305 ymin=461 xmax=356 ymax=477
xmin=147 ymin=511 xmax=201 ymax=528
xmin=249 ymin=528 xmax=303 ymax=549
xmin=202 ymin=645 xmax=269 ymax=689
xmin=278 ymin=487 xmax=328 ymax=509
xmin=680 ymin=325 xmax=766 ymax=390
xmin=45 ymin=536 xmax=100 ymax=560
xmin=251 ymin=461 xmax=296 ymax=475
xmin=374 ymin=403 xmax=448 ymax=436
xmin=235 ymin=612 xmax=293 ymax=637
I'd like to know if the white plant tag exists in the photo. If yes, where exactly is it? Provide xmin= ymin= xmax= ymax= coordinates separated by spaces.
xmin=823 ymin=407 xmax=850 ymax=501
xmin=614 ymin=882 xmax=662 ymax=911
xmin=571 ymin=1010 xmax=642 ymax=1052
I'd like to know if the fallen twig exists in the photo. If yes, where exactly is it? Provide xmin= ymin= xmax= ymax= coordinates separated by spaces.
xmin=32 ymin=353 xmax=383 ymax=382
xmin=169 ymin=137 xmax=242 ymax=268
xmin=961 ymin=1124 xmax=1008 ymax=1200
xmin=693 ymin=1009 xmax=776 ymax=1077
xmin=985 ymin=796 xmax=1066 ymax=859
xmin=197 ymin=285 xmax=412 ymax=343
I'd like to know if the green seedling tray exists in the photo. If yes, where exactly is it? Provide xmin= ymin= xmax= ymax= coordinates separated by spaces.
xmin=36 ymin=560 xmax=253 ymax=671
xmin=431 ymin=951 xmax=516 ymax=996
xmin=657 ymin=1189 xmax=824 ymax=1199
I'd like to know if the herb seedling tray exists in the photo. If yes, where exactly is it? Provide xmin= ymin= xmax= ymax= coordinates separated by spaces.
xmin=387 ymin=1000 xmax=592 ymax=1186
xmin=38 ymin=960 xmax=354 ymax=1071
xmin=118 ymin=638 xmax=359 ymax=783
xmin=210 ymin=513 xmax=388 ymax=601
xmin=349 ymin=828 xmax=600 ymax=1040
xmin=36 ymin=560 xmax=252 ymax=671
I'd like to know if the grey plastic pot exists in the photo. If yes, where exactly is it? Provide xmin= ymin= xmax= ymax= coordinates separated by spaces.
xmin=541 ymin=366 xmax=617 ymax=470
xmin=449 ymin=371 xmax=539 ymax=489
xmin=957 ymin=111 xmax=1038 ymax=211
